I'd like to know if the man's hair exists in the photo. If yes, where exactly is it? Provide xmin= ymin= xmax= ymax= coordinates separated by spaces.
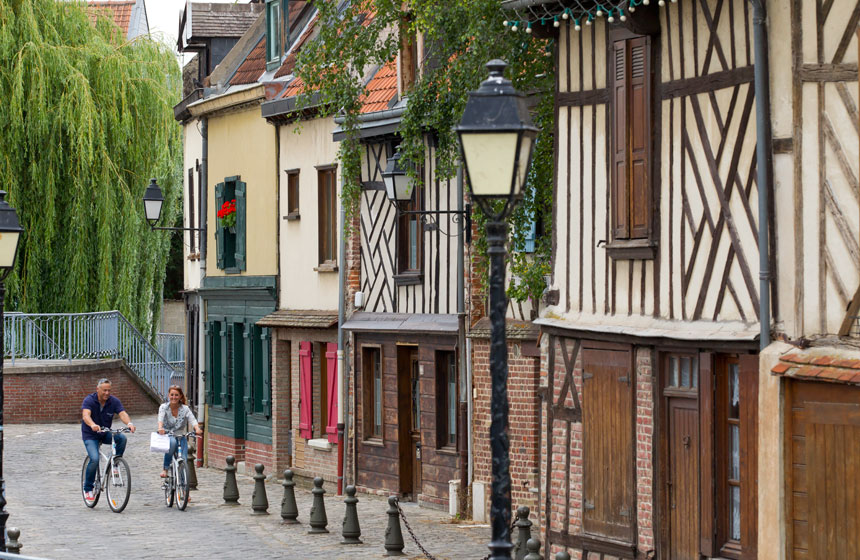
xmin=96 ymin=378 xmax=111 ymax=389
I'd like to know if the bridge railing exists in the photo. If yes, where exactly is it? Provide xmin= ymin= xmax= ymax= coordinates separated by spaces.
xmin=4 ymin=311 xmax=183 ymax=400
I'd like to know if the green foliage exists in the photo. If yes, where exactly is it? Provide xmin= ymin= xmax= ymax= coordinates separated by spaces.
xmin=0 ymin=0 xmax=182 ymax=338
xmin=294 ymin=0 xmax=555 ymax=304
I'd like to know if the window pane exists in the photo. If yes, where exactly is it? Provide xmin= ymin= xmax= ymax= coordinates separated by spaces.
xmin=692 ymin=356 xmax=698 ymax=388
xmin=448 ymin=354 xmax=456 ymax=446
xmin=729 ymin=363 xmax=740 ymax=419
xmin=411 ymin=361 xmax=420 ymax=431
xmin=669 ymin=356 xmax=678 ymax=387
xmin=410 ymin=219 xmax=418 ymax=270
xmin=373 ymin=351 xmax=382 ymax=436
xmin=267 ymin=2 xmax=280 ymax=60
xmin=731 ymin=486 xmax=741 ymax=541
xmin=730 ymin=424 xmax=740 ymax=480
xmin=680 ymin=356 xmax=690 ymax=387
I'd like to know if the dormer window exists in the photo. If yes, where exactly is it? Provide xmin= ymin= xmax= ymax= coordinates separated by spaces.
xmin=266 ymin=0 xmax=281 ymax=69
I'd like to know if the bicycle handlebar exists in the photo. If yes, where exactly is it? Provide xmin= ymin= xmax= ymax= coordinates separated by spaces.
xmin=97 ymin=427 xmax=132 ymax=434
xmin=164 ymin=431 xmax=198 ymax=439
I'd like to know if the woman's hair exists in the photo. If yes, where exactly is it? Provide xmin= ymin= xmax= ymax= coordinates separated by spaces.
xmin=168 ymin=385 xmax=187 ymax=406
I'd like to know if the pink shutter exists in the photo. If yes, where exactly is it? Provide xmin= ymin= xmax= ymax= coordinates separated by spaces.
xmin=325 ymin=343 xmax=338 ymax=443
xmin=299 ymin=341 xmax=313 ymax=439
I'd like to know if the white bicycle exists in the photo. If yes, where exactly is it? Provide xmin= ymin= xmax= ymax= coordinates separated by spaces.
xmin=162 ymin=431 xmax=196 ymax=511
xmin=80 ymin=427 xmax=132 ymax=513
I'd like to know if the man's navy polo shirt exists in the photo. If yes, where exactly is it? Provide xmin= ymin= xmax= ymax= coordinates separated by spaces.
xmin=81 ymin=393 xmax=125 ymax=440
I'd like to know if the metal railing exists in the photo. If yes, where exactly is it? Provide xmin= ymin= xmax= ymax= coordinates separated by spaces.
xmin=4 ymin=311 xmax=183 ymax=400
xmin=156 ymin=332 xmax=185 ymax=371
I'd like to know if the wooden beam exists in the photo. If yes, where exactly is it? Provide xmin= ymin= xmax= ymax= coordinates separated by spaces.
xmin=556 ymin=88 xmax=609 ymax=107
xmin=799 ymin=62 xmax=859 ymax=82
xmin=661 ymin=65 xmax=754 ymax=100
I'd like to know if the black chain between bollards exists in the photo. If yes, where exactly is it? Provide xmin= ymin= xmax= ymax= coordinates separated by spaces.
xmin=394 ymin=499 xmax=440 ymax=560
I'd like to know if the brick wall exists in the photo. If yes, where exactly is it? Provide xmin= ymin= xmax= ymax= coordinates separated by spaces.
xmin=5 ymin=359 xmax=160 ymax=424
xmin=541 ymin=339 xmax=655 ymax=559
xmin=206 ymin=431 xmax=244 ymax=468
xmin=471 ymin=336 xmax=542 ymax=527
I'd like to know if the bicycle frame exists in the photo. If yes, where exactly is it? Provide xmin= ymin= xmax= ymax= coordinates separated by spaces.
xmin=93 ymin=432 xmax=124 ymax=491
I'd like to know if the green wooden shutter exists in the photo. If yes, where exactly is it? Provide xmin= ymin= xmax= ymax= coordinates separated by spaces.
xmin=215 ymin=182 xmax=226 ymax=269
xmin=219 ymin=322 xmax=229 ymax=409
xmin=243 ymin=322 xmax=253 ymax=411
xmin=261 ymin=328 xmax=271 ymax=418
xmin=204 ymin=322 xmax=215 ymax=405
xmin=235 ymin=181 xmax=247 ymax=271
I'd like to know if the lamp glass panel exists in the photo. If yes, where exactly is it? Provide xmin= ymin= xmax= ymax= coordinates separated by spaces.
xmin=0 ymin=231 xmax=20 ymax=269
xmin=460 ymin=132 xmax=518 ymax=197
xmin=514 ymin=134 xmax=533 ymax=196
xmin=394 ymin=173 xmax=414 ymax=202
xmin=144 ymin=199 xmax=163 ymax=222
xmin=383 ymin=174 xmax=396 ymax=202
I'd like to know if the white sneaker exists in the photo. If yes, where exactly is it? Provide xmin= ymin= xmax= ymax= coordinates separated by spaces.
xmin=84 ymin=491 xmax=96 ymax=505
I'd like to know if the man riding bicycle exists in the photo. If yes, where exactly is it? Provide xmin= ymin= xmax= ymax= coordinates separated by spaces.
xmin=81 ymin=378 xmax=136 ymax=505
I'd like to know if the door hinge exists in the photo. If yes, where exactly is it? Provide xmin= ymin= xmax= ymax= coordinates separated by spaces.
xmin=583 ymin=372 xmax=594 ymax=380
xmin=618 ymin=376 xmax=629 ymax=383
xmin=620 ymin=506 xmax=630 ymax=517
xmin=584 ymin=499 xmax=595 ymax=510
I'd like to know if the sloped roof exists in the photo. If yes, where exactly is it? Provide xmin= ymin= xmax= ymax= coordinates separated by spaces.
xmin=87 ymin=1 xmax=134 ymax=35
xmin=274 ymin=12 xmax=318 ymax=78
xmin=257 ymin=310 xmax=338 ymax=329
xmin=231 ymin=36 xmax=267 ymax=85
xmin=359 ymin=59 xmax=397 ymax=113
xmin=189 ymin=2 xmax=264 ymax=39
xmin=771 ymin=347 xmax=860 ymax=386
xmin=468 ymin=317 xmax=539 ymax=340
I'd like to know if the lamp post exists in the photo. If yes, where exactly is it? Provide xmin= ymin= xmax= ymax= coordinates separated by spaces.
xmin=0 ymin=191 xmax=24 ymax=552
xmin=457 ymin=60 xmax=537 ymax=560
xmin=382 ymin=149 xmax=472 ymax=244
xmin=142 ymin=178 xmax=204 ymax=233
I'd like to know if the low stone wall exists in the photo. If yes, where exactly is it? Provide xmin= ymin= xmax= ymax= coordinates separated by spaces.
xmin=5 ymin=359 xmax=161 ymax=423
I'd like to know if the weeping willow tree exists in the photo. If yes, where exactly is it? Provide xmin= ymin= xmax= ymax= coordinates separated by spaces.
xmin=0 ymin=0 xmax=182 ymax=338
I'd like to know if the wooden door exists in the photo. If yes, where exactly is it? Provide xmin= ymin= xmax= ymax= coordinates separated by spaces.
xmin=397 ymin=346 xmax=421 ymax=500
xmin=667 ymin=397 xmax=700 ymax=559
xmin=787 ymin=381 xmax=860 ymax=559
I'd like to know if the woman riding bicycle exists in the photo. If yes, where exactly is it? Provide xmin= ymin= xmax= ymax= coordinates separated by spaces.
xmin=157 ymin=385 xmax=202 ymax=479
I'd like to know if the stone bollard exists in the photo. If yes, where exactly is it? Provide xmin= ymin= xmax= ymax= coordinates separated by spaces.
xmin=187 ymin=438 xmax=198 ymax=490
xmin=514 ymin=506 xmax=533 ymax=560
xmin=308 ymin=477 xmax=329 ymax=534
xmin=251 ymin=463 xmax=269 ymax=515
xmin=223 ymin=455 xmax=240 ymax=505
xmin=523 ymin=538 xmax=542 ymax=560
xmin=5 ymin=527 xmax=21 ymax=555
xmin=555 ymin=551 xmax=571 ymax=560
xmin=341 ymin=485 xmax=362 ymax=544
xmin=280 ymin=469 xmax=299 ymax=524
xmin=383 ymin=496 xmax=405 ymax=556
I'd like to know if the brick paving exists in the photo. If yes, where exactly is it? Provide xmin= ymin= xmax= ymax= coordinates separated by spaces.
xmin=4 ymin=418 xmax=490 ymax=559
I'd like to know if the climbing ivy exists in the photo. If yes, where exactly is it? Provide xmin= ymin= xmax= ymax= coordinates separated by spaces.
xmin=0 ymin=0 xmax=182 ymax=338
xmin=294 ymin=0 xmax=555 ymax=305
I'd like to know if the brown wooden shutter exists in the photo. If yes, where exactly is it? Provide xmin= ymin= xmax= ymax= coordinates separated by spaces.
xmin=582 ymin=345 xmax=635 ymax=542
xmin=611 ymin=40 xmax=629 ymax=239
xmin=738 ymin=354 xmax=759 ymax=559
xmin=628 ymin=36 xmax=651 ymax=239
xmin=698 ymin=352 xmax=716 ymax=557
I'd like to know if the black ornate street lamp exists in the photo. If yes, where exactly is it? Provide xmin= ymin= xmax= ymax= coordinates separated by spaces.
xmin=0 ymin=191 xmax=23 ymax=552
xmin=457 ymin=60 xmax=537 ymax=560
xmin=382 ymin=149 xmax=472 ymax=244
xmin=143 ymin=178 xmax=204 ymax=232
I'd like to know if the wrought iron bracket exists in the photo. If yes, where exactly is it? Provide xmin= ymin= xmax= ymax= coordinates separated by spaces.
xmin=148 ymin=224 xmax=205 ymax=232
xmin=399 ymin=204 xmax=472 ymax=244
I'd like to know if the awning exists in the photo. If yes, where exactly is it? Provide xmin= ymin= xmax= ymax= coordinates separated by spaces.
xmin=341 ymin=312 xmax=459 ymax=334
xmin=467 ymin=317 xmax=539 ymax=340
xmin=257 ymin=309 xmax=338 ymax=329
xmin=771 ymin=346 xmax=860 ymax=386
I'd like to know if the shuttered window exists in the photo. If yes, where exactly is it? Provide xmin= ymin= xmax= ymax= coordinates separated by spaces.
xmin=214 ymin=176 xmax=246 ymax=272
xmin=362 ymin=346 xmax=383 ymax=440
xmin=611 ymin=32 xmax=652 ymax=242
xmin=582 ymin=345 xmax=635 ymax=542
xmin=299 ymin=341 xmax=313 ymax=439
xmin=325 ymin=343 xmax=339 ymax=443
xmin=397 ymin=184 xmax=423 ymax=274
xmin=286 ymin=170 xmax=300 ymax=219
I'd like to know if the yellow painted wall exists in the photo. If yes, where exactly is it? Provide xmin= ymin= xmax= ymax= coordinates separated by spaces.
xmin=206 ymin=106 xmax=278 ymax=277
xmin=278 ymin=116 xmax=341 ymax=310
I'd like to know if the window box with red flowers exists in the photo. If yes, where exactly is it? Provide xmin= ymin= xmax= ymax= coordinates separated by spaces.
xmin=217 ymin=199 xmax=237 ymax=233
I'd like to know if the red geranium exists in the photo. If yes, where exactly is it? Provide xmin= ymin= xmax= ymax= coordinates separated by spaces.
xmin=217 ymin=199 xmax=237 ymax=228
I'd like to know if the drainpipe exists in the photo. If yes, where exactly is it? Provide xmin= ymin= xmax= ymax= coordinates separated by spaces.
xmin=337 ymin=177 xmax=347 ymax=495
xmin=457 ymin=164 xmax=469 ymax=515
xmin=750 ymin=0 xmax=773 ymax=351
xmin=198 ymin=116 xmax=208 ymax=424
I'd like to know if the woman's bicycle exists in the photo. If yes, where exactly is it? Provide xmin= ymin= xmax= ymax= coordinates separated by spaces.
xmin=80 ymin=427 xmax=132 ymax=513
xmin=162 ymin=431 xmax=196 ymax=511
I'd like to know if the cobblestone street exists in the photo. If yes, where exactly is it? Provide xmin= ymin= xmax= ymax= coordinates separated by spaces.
xmin=5 ymin=419 xmax=490 ymax=559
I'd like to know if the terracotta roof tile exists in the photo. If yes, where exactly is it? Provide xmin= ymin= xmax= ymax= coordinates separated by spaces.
xmin=359 ymin=59 xmax=398 ymax=113
xmin=771 ymin=362 xmax=791 ymax=374
xmin=231 ymin=36 xmax=267 ymax=85
xmin=282 ymin=76 xmax=306 ymax=98
xmin=772 ymin=348 xmax=860 ymax=386
xmin=87 ymin=1 xmax=134 ymax=35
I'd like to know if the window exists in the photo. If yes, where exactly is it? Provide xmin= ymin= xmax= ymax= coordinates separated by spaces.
xmin=285 ymin=169 xmax=300 ymax=220
xmin=215 ymin=176 xmax=246 ymax=272
xmin=317 ymin=166 xmax=337 ymax=267
xmin=397 ymin=186 xmax=423 ymax=275
xmin=610 ymin=30 xmax=654 ymax=251
xmin=435 ymin=351 xmax=457 ymax=448
xmin=247 ymin=325 xmax=271 ymax=417
xmin=266 ymin=0 xmax=281 ymax=67
xmin=298 ymin=341 xmax=339 ymax=442
xmin=362 ymin=346 xmax=383 ymax=440
xmin=188 ymin=166 xmax=196 ymax=254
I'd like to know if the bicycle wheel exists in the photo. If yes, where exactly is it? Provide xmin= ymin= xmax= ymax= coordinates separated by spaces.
xmin=176 ymin=460 xmax=189 ymax=511
xmin=105 ymin=457 xmax=131 ymax=513
xmin=81 ymin=456 xmax=101 ymax=508
xmin=164 ymin=463 xmax=175 ymax=508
